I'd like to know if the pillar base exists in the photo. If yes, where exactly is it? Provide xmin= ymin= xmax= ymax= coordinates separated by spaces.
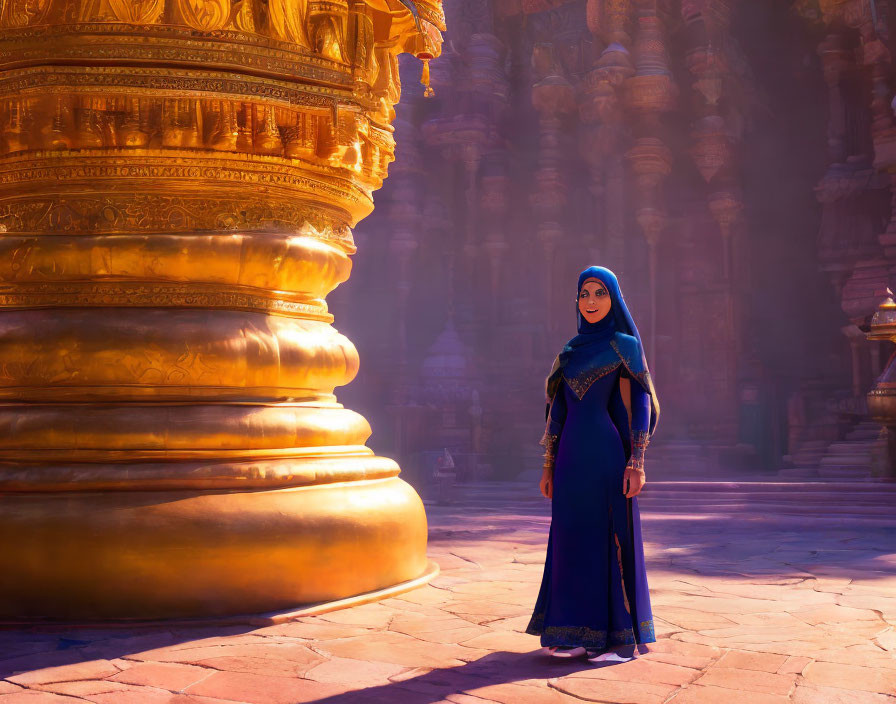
xmin=0 ymin=476 xmax=430 ymax=621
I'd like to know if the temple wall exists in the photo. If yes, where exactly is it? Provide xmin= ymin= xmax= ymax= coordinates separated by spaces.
xmin=332 ymin=0 xmax=896 ymax=482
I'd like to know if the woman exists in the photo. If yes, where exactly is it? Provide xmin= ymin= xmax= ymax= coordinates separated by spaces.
xmin=525 ymin=266 xmax=660 ymax=661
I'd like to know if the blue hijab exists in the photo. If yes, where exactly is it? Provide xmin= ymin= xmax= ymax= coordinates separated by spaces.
xmin=547 ymin=266 xmax=660 ymax=436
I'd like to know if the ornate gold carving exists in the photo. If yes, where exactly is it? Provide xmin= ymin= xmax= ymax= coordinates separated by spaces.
xmin=171 ymin=0 xmax=231 ymax=31
xmin=0 ymin=282 xmax=333 ymax=319
xmin=308 ymin=0 xmax=348 ymax=63
xmin=0 ymin=30 xmax=352 ymax=85
xmin=267 ymin=0 xmax=310 ymax=45
xmin=0 ymin=453 xmax=400 ymax=492
xmin=0 ymin=0 xmax=53 ymax=27
xmin=0 ymin=192 xmax=355 ymax=244
xmin=0 ymin=310 xmax=359 ymax=393
xmin=0 ymin=0 xmax=444 ymax=58
xmin=78 ymin=0 xmax=163 ymax=23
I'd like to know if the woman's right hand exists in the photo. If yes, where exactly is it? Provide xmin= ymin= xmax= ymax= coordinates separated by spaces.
xmin=539 ymin=469 xmax=553 ymax=499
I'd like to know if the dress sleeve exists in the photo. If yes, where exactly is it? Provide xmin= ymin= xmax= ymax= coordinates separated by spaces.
xmin=626 ymin=369 xmax=651 ymax=473
xmin=539 ymin=383 xmax=567 ymax=472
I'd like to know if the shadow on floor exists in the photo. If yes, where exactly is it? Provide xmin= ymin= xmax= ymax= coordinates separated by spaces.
xmin=303 ymin=647 xmax=647 ymax=704
xmin=0 ymin=622 xmax=257 ymax=681
xmin=0 ymin=625 xmax=645 ymax=703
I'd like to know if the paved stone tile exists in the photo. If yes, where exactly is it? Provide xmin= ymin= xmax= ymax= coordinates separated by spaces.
xmin=33 ymin=680 xmax=136 ymax=696
xmin=6 ymin=659 xmax=120 ymax=686
xmin=693 ymin=666 xmax=796 ymax=695
xmin=667 ymin=684 xmax=792 ymax=704
xmin=714 ymin=650 xmax=789 ymax=672
xmin=791 ymin=603 xmax=884 ymax=625
xmin=125 ymin=641 xmax=323 ymax=676
xmin=385 ymin=663 xmax=510 ymax=696
xmin=86 ymin=632 xmax=179 ymax=655
xmin=81 ymin=684 xmax=202 ymax=704
xmin=188 ymin=655 xmax=314 ymax=678
xmin=315 ymin=603 xmax=398 ymax=629
xmin=184 ymin=671 xmax=348 ymax=704
xmin=444 ymin=694 xmax=499 ymax=704
xmin=457 ymin=630 xmax=538 ymax=653
xmin=314 ymin=631 xmax=490 ymax=668
xmin=778 ymin=655 xmax=813 ymax=674
xmin=303 ymin=657 xmax=409 ymax=686
xmin=724 ymin=611 xmax=813 ymax=628
xmin=457 ymin=681 xmax=585 ymax=703
xmin=565 ymin=658 xmax=702 ymax=687
xmin=250 ymin=622 xmax=372 ymax=641
xmin=657 ymin=606 xmax=739 ymax=630
xmin=0 ymin=693 xmax=84 ymax=703
xmin=637 ymin=641 xmax=718 ymax=670
xmin=483 ymin=615 xmax=534 ymax=633
xmin=550 ymin=677 xmax=678 ymax=703
xmin=802 ymin=660 xmax=896 ymax=695
xmin=85 ymin=689 xmax=246 ymax=704
xmin=440 ymin=600 xmax=524 ymax=619
xmin=809 ymin=645 xmax=896 ymax=669
xmin=109 ymin=661 xmax=213 ymax=690
xmin=160 ymin=635 xmax=279 ymax=653
xmin=393 ymin=625 xmax=490 ymax=645
xmin=388 ymin=613 xmax=491 ymax=643
xmin=792 ymin=684 xmax=896 ymax=703
xmin=386 ymin=587 xmax=455 ymax=606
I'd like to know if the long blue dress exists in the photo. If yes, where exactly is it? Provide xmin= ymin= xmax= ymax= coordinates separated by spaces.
xmin=525 ymin=342 xmax=657 ymax=650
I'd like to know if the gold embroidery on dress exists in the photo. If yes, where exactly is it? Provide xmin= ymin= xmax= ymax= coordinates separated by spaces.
xmin=562 ymin=361 xmax=622 ymax=400
xmin=609 ymin=503 xmax=631 ymax=615
xmin=613 ymin=531 xmax=631 ymax=615
xmin=526 ymin=610 xmax=656 ymax=646
xmin=539 ymin=430 xmax=559 ymax=467
xmin=609 ymin=339 xmax=652 ymax=392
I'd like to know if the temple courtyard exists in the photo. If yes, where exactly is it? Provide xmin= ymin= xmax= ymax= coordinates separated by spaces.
xmin=1 ymin=475 xmax=895 ymax=704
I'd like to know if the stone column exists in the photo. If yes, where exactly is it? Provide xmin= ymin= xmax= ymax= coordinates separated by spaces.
xmin=582 ymin=0 xmax=634 ymax=269
xmin=480 ymin=152 xmax=510 ymax=330
xmin=625 ymin=7 xmax=676 ymax=366
xmin=388 ymin=115 xmax=425 ymax=378
xmin=531 ymin=43 xmax=575 ymax=334
xmin=581 ymin=53 xmax=635 ymax=268
xmin=0 ymin=0 xmax=445 ymax=619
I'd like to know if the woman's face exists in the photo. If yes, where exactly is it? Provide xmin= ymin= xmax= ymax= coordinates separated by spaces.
xmin=578 ymin=279 xmax=611 ymax=324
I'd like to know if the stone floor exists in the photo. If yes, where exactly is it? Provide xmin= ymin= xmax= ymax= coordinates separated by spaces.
xmin=1 ymin=476 xmax=895 ymax=704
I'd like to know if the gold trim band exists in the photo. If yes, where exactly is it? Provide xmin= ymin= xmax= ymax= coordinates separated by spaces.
xmin=0 ymin=281 xmax=332 ymax=319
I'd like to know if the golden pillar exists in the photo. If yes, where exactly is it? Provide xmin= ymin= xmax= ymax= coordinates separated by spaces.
xmin=0 ymin=0 xmax=444 ymax=619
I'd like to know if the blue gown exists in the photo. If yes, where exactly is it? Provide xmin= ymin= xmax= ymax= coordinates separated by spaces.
xmin=525 ymin=361 xmax=656 ymax=650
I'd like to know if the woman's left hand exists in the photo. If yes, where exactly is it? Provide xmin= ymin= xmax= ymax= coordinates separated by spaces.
xmin=623 ymin=463 xmax=645 ymax=498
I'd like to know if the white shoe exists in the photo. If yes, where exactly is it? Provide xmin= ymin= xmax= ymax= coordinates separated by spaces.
xmin=546 ymin=646 xmax=587 ymax=658
xmin=587 ymin=649 xmax=634 ymax=663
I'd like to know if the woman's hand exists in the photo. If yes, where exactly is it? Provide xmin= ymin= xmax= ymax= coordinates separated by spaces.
xmin=623 ymin=462 xmax=645 ymax=498
xmin=539 ymin=468 xmax=553 ymax=499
